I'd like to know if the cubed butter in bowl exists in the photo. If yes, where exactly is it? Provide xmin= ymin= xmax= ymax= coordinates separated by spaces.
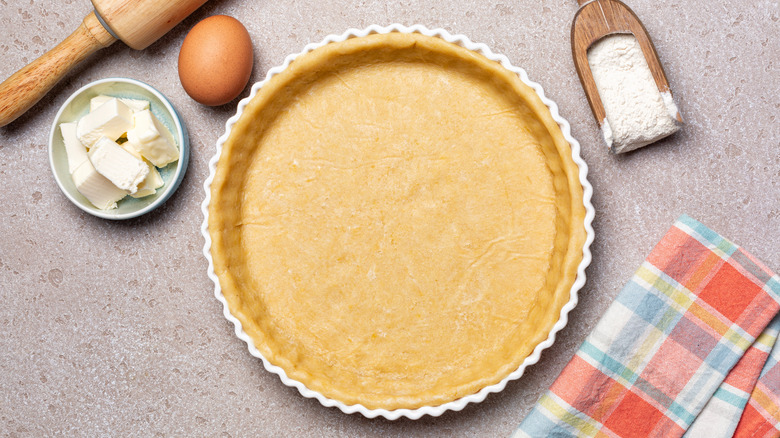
xmin=48 ymin=78 xmax=189 ymax=220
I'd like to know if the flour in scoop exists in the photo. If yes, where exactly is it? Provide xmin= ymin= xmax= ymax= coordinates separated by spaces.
xmin=588 ymin=34 xmax=681 ymax=154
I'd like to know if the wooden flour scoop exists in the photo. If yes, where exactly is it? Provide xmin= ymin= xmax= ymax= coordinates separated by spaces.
xmin=571 ymin=0 xmax=683 ymax=127
xmin=0 ymin=0 xmax=209 ymax=127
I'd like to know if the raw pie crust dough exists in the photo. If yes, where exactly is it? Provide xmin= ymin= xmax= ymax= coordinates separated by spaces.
xmin=209 ymin=33 xmax=587 ymax=410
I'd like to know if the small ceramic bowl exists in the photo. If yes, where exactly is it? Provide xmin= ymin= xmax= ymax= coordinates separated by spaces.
xmin=48 ymin=77 xmax=189 ymax=220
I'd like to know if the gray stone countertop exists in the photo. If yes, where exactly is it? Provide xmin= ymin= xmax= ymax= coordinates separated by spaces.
xmin=0 ymin=0 xmax=777 ymax=436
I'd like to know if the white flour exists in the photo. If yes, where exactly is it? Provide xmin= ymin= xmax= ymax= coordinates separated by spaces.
xmin=587 ymin=34 xmax=681 ymax=154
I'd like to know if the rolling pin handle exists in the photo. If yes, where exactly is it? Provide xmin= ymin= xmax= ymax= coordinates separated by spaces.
xmin=0 ymin=11 xmax=117 ymax=127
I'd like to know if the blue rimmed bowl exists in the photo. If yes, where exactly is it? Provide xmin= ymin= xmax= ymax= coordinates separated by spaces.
xmin=48 ymin=77 xmax=189 ymax=220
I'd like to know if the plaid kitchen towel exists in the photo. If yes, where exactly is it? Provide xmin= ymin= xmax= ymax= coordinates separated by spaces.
xmin=514 ymin=215 xmax=780 ymax=438
xmin=685 ymin=314 xmax=780 ymax=437
xmin=733 ymin=327 xmax=780 ymax=438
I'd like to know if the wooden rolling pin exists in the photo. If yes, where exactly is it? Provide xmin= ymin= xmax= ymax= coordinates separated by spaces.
xmin=0 ymin=0 xmax=208 ymax=127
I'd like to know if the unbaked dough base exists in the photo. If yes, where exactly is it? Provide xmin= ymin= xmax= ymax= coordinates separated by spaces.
xmin=209 ymin=32 xmax=586 ymax=410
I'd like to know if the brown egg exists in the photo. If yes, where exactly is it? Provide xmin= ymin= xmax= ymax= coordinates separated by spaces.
xmin=178 ymin=15 xmax=254 ymax=106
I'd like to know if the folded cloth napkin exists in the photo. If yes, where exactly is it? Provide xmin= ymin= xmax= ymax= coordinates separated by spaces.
xmin=733 ymin=327 xmax=780 ymax=438
xmin=514 ymin=215 xmax=780 ymax=438
xmin=687 ymin=315 xmax=780 ymax=437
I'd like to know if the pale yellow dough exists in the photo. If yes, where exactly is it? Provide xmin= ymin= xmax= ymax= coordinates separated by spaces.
xmin=209 ymin=33 xmax=586 ymax=410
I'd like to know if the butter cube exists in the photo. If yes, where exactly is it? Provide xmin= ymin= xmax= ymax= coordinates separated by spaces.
xmin=76 ymin=98 xmax=134 ymax=148
xmin=88 ymin=137 xmax=149 ymax=195
xmin=59 ymin=122 xmax=89 ymax=174
xmin=72 ymin=159 xmax=128 ymax=210
xmin=90 ymin=95 xmax=150 ymax=113
xmin=122 ymin=141 xmax=164 ymax=198
xmin=126 ymin=109 xmax=179 ymax=167
xmin=131 ymin=165 xmax=163 ymax=198
xmin=120 ymin=140 xmax=144 ymax=160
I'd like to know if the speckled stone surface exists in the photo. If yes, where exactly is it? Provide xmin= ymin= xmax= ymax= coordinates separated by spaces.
xmin=0 ymin=1 xmax=777 ymax=436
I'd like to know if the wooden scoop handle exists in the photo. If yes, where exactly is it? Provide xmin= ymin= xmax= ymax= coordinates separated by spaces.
xmin=0 ymin=11 xmax=116 ymax=127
